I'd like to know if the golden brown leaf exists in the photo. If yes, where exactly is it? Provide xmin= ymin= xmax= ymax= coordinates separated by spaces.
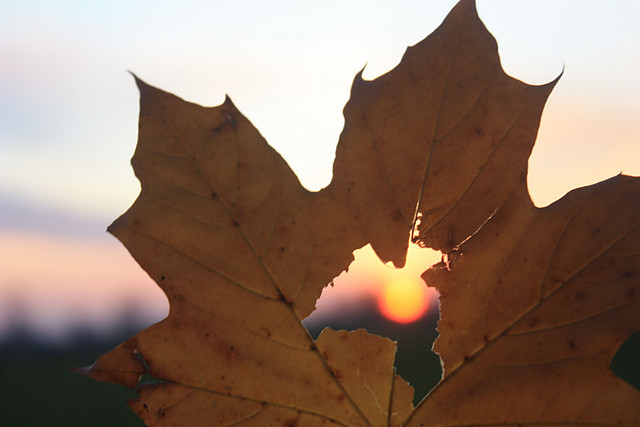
xmin=86 ymin=0 xmax=640 ymax=425
xmin=410 ymin=175 xmax=640 ymax=426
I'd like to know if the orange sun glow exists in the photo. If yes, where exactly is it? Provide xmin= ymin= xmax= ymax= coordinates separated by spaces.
xmin=378 ymin=277 xmax=430 ymax=323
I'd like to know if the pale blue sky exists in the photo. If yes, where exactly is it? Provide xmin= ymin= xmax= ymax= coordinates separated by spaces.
xmin=2 ymin=0 xmax=638 ymax=221
xmin=1 ymin=0 xmax=638 ymax=336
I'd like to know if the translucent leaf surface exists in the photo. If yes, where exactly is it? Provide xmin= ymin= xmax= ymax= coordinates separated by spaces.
xmin=87 ymin=1 xmax=640 ymax=425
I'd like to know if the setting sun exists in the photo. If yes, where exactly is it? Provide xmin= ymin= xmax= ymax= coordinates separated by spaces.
xmin=378 ymin=277 xmax=430 ymax=323
xmin=304 ymin=243 xmax=441 ymax=327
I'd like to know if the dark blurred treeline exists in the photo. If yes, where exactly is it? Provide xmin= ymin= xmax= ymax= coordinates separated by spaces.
xmin=0 ymin=321 xmax=147 ymax=426
xmin=0 ymin=307 xmax=440 ymax=426
xmin=1 ymin=307 xmax=638 ymax=426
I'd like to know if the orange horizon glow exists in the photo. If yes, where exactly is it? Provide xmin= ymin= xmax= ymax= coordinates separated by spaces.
xmin=309 ymin=243 xmax=441 ymax=325
xmin=0 ymin=230 xmax=168 ymax=337
xmin=0 ymin=227 xmax=440 ymax=336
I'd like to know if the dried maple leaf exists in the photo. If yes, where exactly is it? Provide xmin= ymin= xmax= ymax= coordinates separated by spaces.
xmin=86 ymin=0 xmax=640 ymax=425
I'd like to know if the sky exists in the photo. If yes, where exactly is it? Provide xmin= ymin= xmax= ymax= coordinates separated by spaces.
xmin=1 ymin=0 xmax=638 ymax=339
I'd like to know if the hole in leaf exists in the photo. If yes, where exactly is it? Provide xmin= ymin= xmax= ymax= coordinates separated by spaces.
xmin=304 ymin=242 xmax=442 ymax=404
xmin=136 ymin=373 xmax=171 ymax=388
xmin=133 ymin=351 xmax=172 ymax=391
xmin=611 ymin=330 xmax=640 ymax=391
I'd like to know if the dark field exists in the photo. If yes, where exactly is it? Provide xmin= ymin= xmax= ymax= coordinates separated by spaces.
xmin=1 ymin=309 xmax=638 ymax=426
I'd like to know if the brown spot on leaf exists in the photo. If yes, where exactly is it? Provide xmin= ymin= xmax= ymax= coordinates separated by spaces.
xmin=217 ymin=343 xmax=241 ymax=362
xmin=260 ymin=327 xmax=272 ymax=338
xmin=627 ymin=287 xmax=636 ymax=300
